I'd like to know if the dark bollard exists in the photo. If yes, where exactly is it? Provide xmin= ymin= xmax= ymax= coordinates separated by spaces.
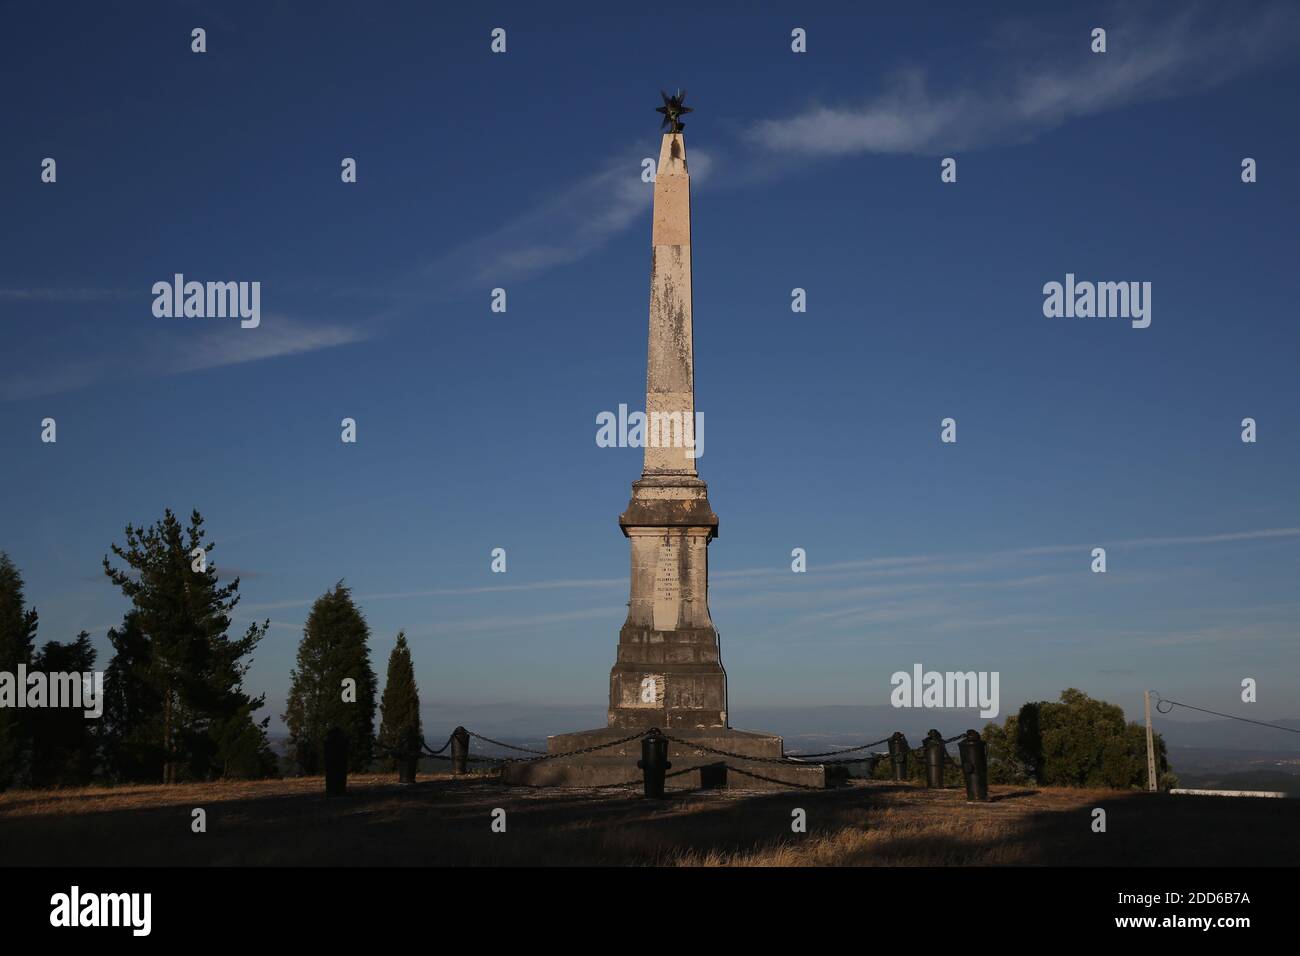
xmin=637 ymin=729 xmax=671 ymax=799
xmin=450 ymin=726 xmax=470 ymax=775
xmin=324 ymin=727 xmax=348 ymax=797
xmin=923 ymin=729 xmax=945 ymax=788
xmin=888 ymin=732 xmax=910 ymax=781
xmin=398 ymin=731 xmax=418 ymax=784
xmin=958 ymin=729 xmax=989 ymax=802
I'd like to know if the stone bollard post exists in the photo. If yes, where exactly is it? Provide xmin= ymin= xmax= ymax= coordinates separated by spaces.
xmin=958 ymin=729 xmax=989 ymax=802
xmin=888 ymin=732 xmax=910 ymax=781
xmin=398 ymin=732 xmax=418 ymax=784
xmin=637 ymin=728 xmax=672 ymax=799
xmin=923 ymin=729 xmax=945 ymax=788
xmin=324 ymin=726 xmax=348 ymax=797
xmin=450 ymin=726 xmax=470 ymax=775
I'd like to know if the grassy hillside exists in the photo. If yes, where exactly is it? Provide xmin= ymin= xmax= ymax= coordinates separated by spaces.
xmin=2 ymin=775 xmax=1296 ymax=866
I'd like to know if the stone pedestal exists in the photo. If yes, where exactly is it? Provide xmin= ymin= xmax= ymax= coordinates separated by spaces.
xmin=501 ymin=727 xmax=826 ymax=791
xmin=611 ymin=476 xmax=724 ymax=730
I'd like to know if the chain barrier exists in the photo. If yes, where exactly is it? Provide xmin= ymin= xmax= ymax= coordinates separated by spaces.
xmin=466 ymin=731 xmax=548 ymax=755
xmin=374 ymin=731 xmax=462 ymax=760
xmin=818 ymin=752 xmax=889 ymax=765
xmin=394 ymin=726 xmax=979 ymax=791
xmin=422 ymin=729 xmax=652 ymax=772
xmin=497 ymin=729 xmax=647 ymax=764
xmin=785 ymin=736 xmax=892 ymax=759
xmin=658 ymin=732 xmax=822 ymax=765
xmin=423 ymin=734 xmax=455 ymax=755
xmin=591 ymin=766 xmax=702 ymax=790
xmin=722 ymin=763 xmax=826 ymax=791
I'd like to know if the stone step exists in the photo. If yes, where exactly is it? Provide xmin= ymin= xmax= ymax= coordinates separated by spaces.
xmin=544 ymin=726 xmax=787 ymax=759
xmin=501 ymin=753 xmax=826 ymax=791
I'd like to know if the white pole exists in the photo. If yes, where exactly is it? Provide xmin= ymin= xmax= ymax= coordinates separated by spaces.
xmin=1144 ymin=690 xmax=1157 ymax=792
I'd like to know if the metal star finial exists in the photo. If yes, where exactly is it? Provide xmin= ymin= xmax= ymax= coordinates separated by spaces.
xmin=656 ymin=89 xmax=692 ymax=133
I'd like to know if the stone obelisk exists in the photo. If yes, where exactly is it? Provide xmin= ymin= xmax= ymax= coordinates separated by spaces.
xmin=611 ymin=111 xmax=726 ymax=731
xmin=504 ymin=93 xmax=824 ymax=789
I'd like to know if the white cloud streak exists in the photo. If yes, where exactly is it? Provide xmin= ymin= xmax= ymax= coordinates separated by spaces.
xmin=1 ymin=314 xmax=374 ymax=401
xmin=748 ymin=3 xmax=1300 ymax=157
xmin=432 ymin=4 xmax=1297 ymax=286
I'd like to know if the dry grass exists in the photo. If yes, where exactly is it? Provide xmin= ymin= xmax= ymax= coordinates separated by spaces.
xmin=1 ymin=775 xmax=1294 ymax=866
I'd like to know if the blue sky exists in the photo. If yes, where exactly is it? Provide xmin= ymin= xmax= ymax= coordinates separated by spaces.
xmin=2 ymin=1 xmax=1298 ymax=737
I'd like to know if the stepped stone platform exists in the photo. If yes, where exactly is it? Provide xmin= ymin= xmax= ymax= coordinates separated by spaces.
xmin=500 ymin=727 xmax=828 ymax=791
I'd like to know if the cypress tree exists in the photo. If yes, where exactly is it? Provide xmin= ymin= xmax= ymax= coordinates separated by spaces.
xmin=283 ymin=583 xmax=377 ymax=774
xmin=377 ymin=632 xmax=421 ymax=772
xmin=102 ymin=508 xmax=273 ymax=783
xmin=0 ymin=552 xmax=40 ymax=790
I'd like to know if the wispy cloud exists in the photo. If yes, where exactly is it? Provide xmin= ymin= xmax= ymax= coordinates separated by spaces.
xmin=420 ymin=153 xmax=654 ymax=291
xmin=417 ymin=142 xmax=719 ymax=292
xmin=0 ymin=288 xmax=133 ymax=302
xmin=238 ymin=522 xmax=1300 ymax=620
xmin=174 ymin=315 xmax=367 ymax=373
xmin=0 ymin=313 xmax=375 ymax=401
xmin=358 ymin=578 xmax=626 ymax=599
xmin=432 ymin=3 xmax=1297 ymax=286
xmin=428 ymin=606 xmax=624 ymax=638
xmin=748 ymin=3 xmax=1300 ymax=157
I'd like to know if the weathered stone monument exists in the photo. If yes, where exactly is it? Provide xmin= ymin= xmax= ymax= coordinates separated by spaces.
xmin=504 ymin=93 xmax=824 ymax=790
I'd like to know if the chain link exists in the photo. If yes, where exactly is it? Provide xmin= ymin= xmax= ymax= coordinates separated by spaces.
xmin=721 ymin=763 xmax=826 ymax=791
xmin=454 ymin=728 xmax=650 ymax=767
xmin=786 ymin=736 xmax=892 ymax=758
xmin=658 ymin=732 xmax=817 ymax=765
xmin=466 ymin=731 xmax=548 ymax=755
xmin=423 ymin=733 xmax=455 ymax=755
xmin=818 ymin=751 xmax=889 ymax=766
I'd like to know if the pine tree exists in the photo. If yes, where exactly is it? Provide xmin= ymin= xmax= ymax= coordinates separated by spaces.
xmin=99 ymin=611 xmax=164 ymax=783
xmin=377 ymin=632 xmax=421 ymax=772
xmin=0 ymin=552 xmax=40 ymax=790
xmin=283 ymin=583 xmax=377 ymax=774
xmin=102 ymin=508 xmax=273 ymax=783
xmin=29 ymin=632 xmax=98 ymax=787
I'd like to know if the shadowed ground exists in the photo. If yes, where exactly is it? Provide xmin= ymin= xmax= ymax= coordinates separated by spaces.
xmin=2 ymin=774 xmax=1296 ymax=866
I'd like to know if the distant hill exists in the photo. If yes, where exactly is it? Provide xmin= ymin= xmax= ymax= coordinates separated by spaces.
xmin=1156 ymin=715 xmax=1300 ymax=751
xmin=1175 ymin=769 xmax=1300 ymax=797
xmin=409 ymin=701 xmax=1300 ymax=757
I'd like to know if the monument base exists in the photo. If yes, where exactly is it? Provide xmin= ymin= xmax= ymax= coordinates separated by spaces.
xmin=500 ymin=726 xmax=828 ymax=791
